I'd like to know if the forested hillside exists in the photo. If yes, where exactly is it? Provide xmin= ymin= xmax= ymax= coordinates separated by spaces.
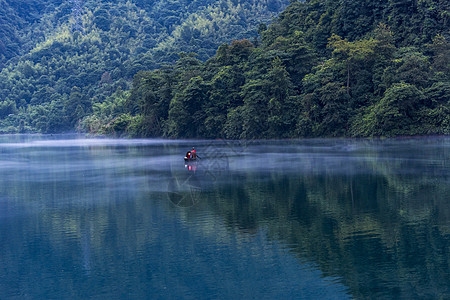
xmin=1 ymin=0 xmax=449 ymax=138
xmin=0 ymin=0 xmax=288 ymax=132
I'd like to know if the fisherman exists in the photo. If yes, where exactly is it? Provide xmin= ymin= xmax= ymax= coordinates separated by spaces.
xmin=191 ymin=147 xmax=197 ymax=159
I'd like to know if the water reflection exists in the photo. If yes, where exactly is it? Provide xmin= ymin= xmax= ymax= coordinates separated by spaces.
xmin=0 ymin=135 xmax=448 ymax=299
xmin=199 ymin=139 xmax=450 ymax=299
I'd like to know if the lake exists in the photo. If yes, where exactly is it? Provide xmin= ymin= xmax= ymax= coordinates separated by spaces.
xmin=0 ymin=135 xmax=448 ymax=299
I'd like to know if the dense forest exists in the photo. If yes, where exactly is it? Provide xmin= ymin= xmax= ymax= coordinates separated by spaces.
xmin=0 ymin=0 xmax=449 ymax=138
xmin=0 ymin=0 xmax=288 ymax=133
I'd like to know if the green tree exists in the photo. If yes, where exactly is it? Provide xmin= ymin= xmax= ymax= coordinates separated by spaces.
xmin=126 ymin=70 xmax=173 ymax=136
xmin=204 ymin=65 xmax=245 ymax=138
xmin=65 ymin=87 xmax=92 ymax=128
xmin=354 ymin=82 xmax=425 ymax=136
xmin=266 ymin=57 xmax=295 ymax=137
xmin=237 ymin=78 xmax=270 ymax=139
xmin=167 ymin=76 xmax=207 ymax=138
xmin=372 ymin=23 xmax=396 ymax=96
xmin=299 ymin=58 xmax=351 ymax=137
xmin=0 ymin=100 xmax=17 ymax=118
xmin=328 ymin=34 xmax=376 ymax=94
xmin=394 ymin=48 xmax=432 ymax=88
xmin=429 ymin=34 xmax=450 ymax=75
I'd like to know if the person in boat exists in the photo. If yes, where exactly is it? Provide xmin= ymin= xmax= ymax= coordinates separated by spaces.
xmin=191 ymin=147 xmax=197 ymax=159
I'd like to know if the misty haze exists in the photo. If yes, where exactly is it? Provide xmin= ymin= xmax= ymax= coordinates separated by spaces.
xmin=0 ymin=135 xmax=448 ymax=299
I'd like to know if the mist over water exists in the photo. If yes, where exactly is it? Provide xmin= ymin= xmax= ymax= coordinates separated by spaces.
xmin=0 ymin=135 xmax=448 ymax=299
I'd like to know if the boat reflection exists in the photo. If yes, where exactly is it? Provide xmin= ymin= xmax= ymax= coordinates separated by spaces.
xmin=185 ymin=161 xmax=198 ymax=173
xmin=167 ymin=156 xmax=230 ymax=207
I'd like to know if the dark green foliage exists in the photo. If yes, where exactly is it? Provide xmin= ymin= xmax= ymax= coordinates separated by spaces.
xmin=167 ymin=76 xmax=208 ymax=138
xmin=79 ymin=0 xmax=450 ymax=139
xmin=0 ymin=0 xmax=289 ymax=134
xmin=429 ymin=34 xmax=450 ymax=76
xmin=0 ymin=0 xmax=449 ymax=138
xmin=266 ymin=58 xmax=296 ymax=137
xmin=354 ymin=83 xmax=426 ymax=137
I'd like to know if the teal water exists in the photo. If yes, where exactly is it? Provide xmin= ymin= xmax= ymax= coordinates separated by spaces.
xmin=0 ymin=135 xmax=448 ymax=299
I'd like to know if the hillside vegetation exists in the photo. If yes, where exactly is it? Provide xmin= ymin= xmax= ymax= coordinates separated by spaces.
xmin=0 ymin=0 xmax=288 ymax=132
xmin=0 ymin=0 xmax=449 ymax=138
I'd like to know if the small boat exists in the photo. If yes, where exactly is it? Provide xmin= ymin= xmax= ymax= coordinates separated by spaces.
xmin=184 ymin=150 xmax=197 ymax=163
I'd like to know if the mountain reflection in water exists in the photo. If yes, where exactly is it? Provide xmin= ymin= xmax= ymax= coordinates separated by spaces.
xmin=0 ymin=135 xmax=448 ymax=299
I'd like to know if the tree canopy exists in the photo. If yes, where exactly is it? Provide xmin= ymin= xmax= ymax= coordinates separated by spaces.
xmin=0 ymin=0 xmax=449 ymax=138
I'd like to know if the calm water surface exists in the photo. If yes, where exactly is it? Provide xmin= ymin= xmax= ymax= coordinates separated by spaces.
xmin=0 ymin=135 xmax=449 ymax=299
